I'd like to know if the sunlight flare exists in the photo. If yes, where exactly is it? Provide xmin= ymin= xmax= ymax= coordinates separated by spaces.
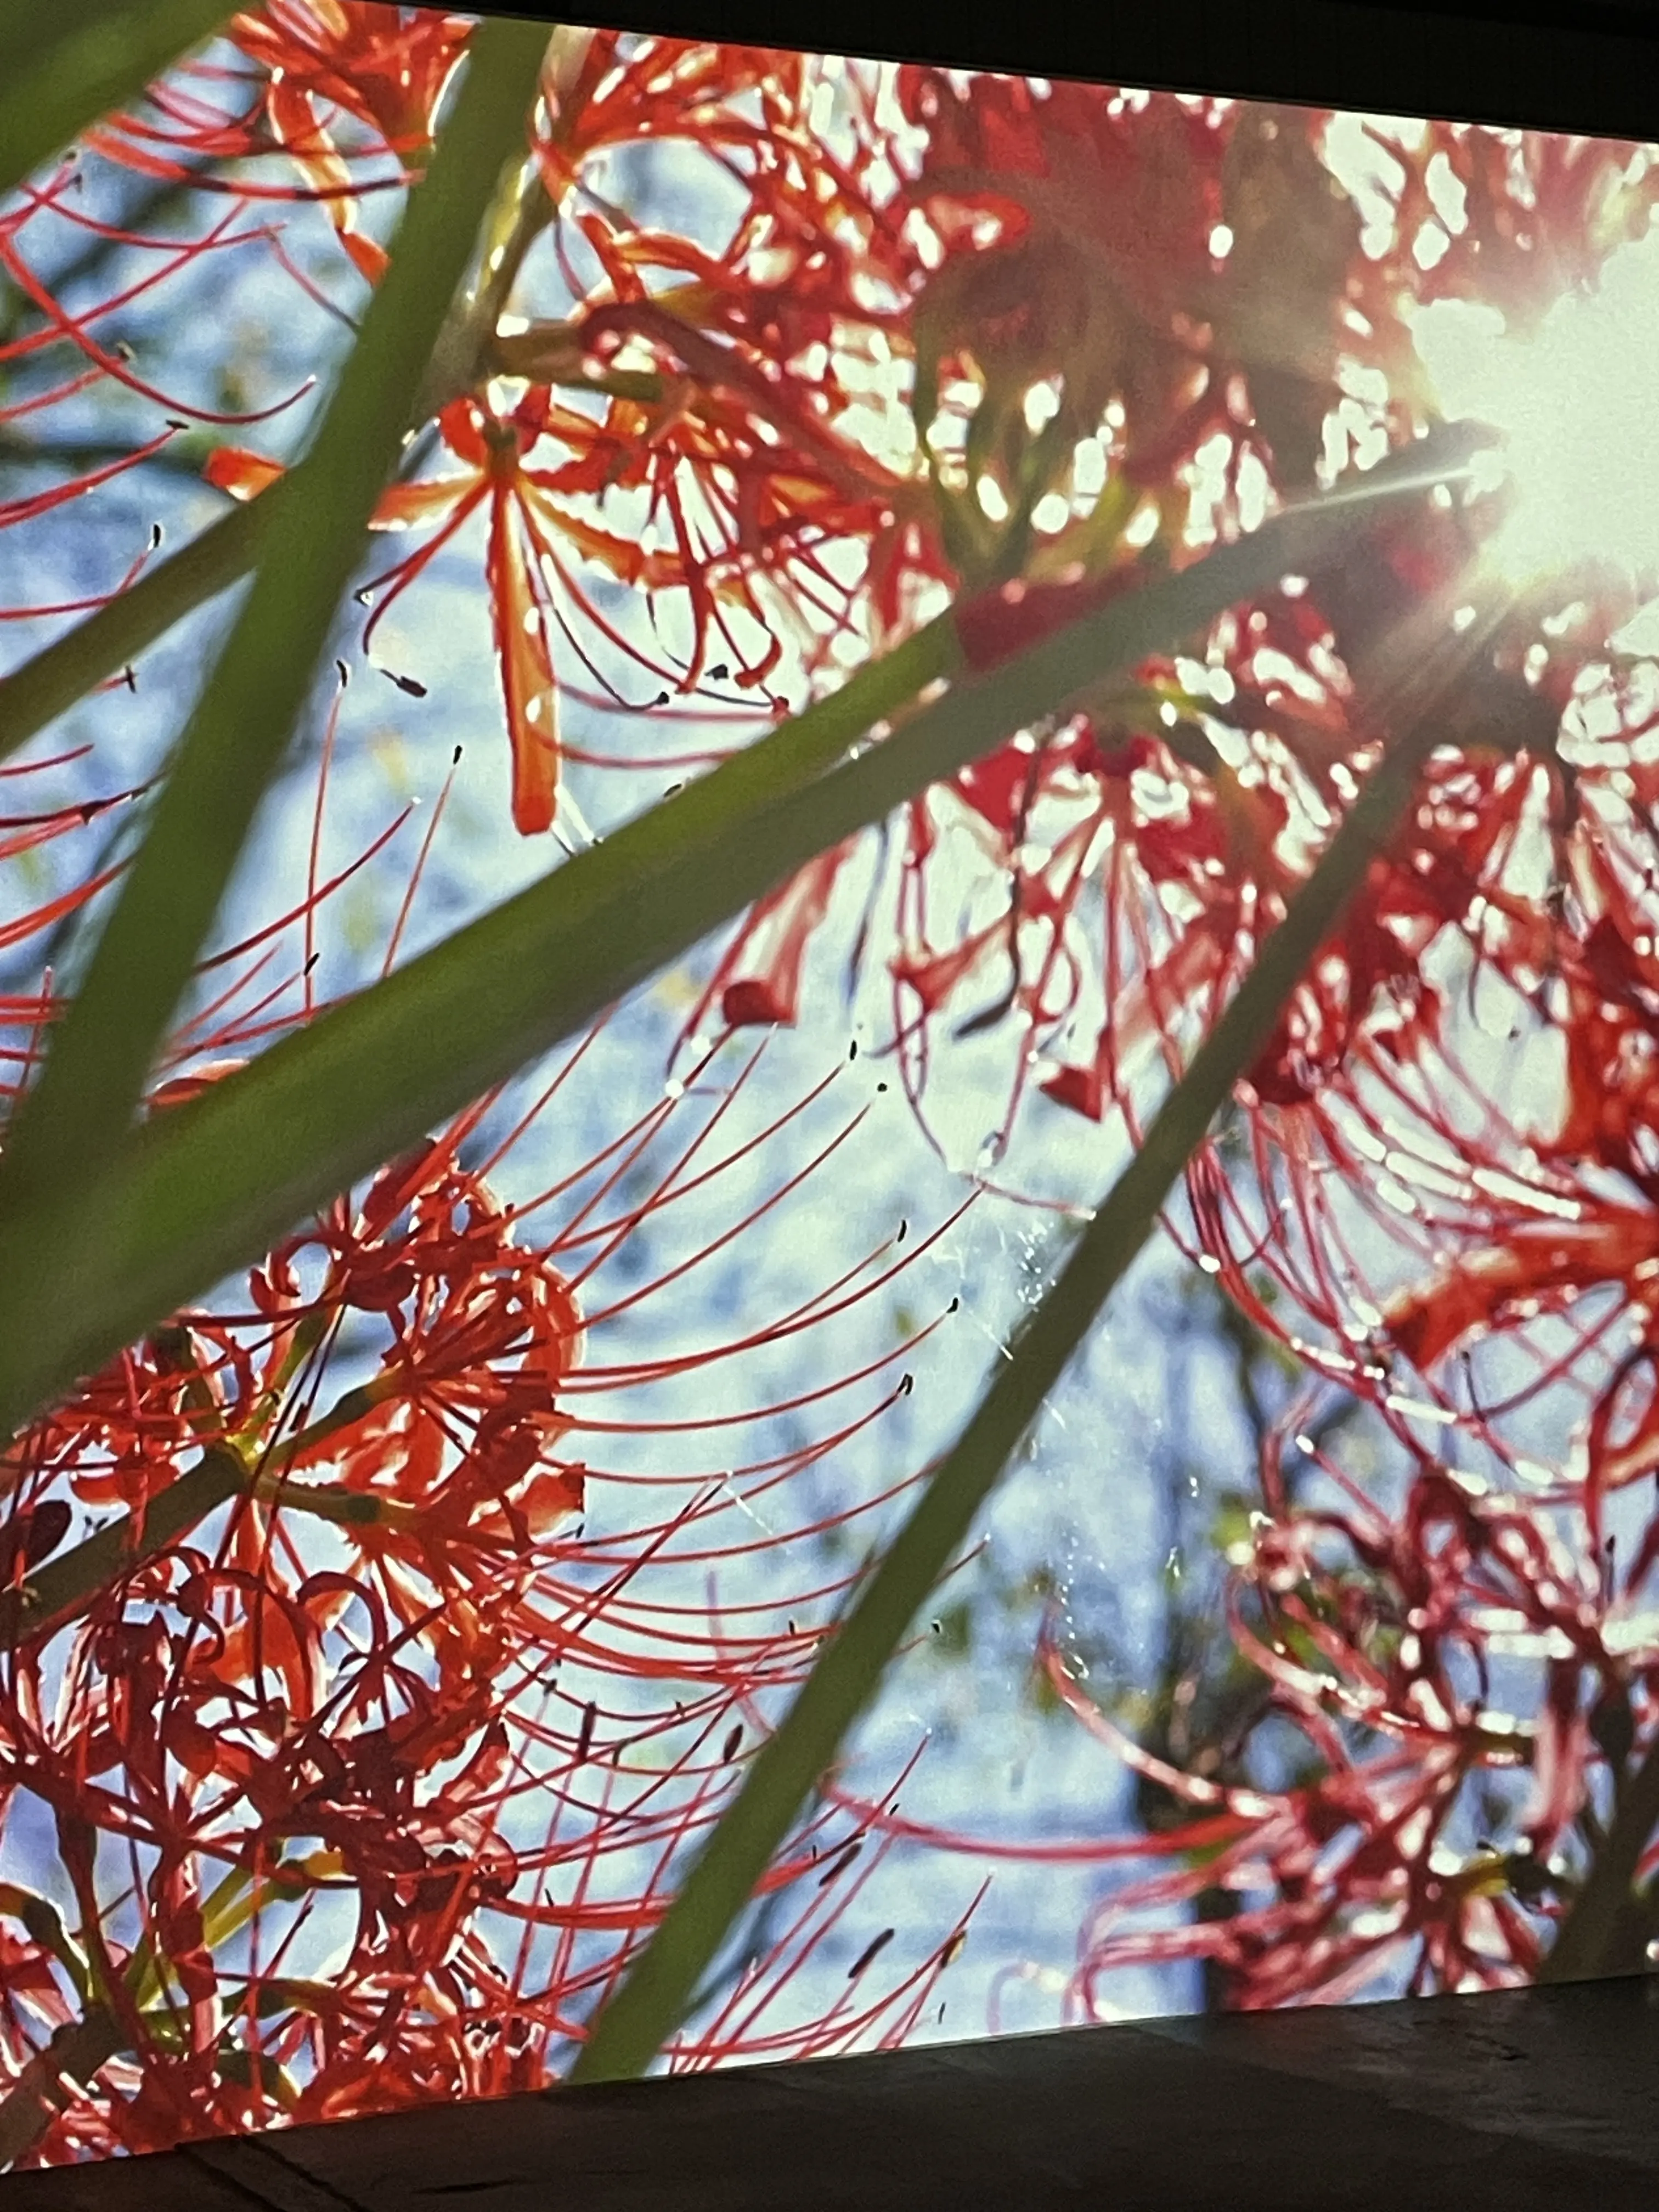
xmin=1412 ymin=227 xmax=1659 ymax=594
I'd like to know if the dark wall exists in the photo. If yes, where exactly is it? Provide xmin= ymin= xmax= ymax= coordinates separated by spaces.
xmin=466 ymin=0 xmax=1659 ymax=140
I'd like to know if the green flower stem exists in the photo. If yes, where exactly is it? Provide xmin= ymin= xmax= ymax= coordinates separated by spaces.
xmin=247 ymin=1474 xmax=422 ymax=1532
xmin=0 ymin=1 xmax=232 ymax=204
xmin=1538 ymin=1738 xmax=1659 ymax=1984
xmin=0 ymin=16 xmax=553 ymax=1214
xmin=0 ymin=2007 xmax=122 ymax=2172
xmin=0 ymin=1887 xmax=89 ymax=2002
xmin=0 ymin=1446 xmax=244 ymax=1649
xmin=0 ymin=443 xmax=1479 ymax=1446
xmin=0 ymin=1367 xmax=407 ymax=1653
xmin=566 ymin=719 xmax=1425 ymax=2085
xmin=0 ymin=1457 xmax=411 ymax=1655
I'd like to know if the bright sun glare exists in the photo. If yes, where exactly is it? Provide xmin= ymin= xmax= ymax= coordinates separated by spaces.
xmin=1411 ymin=226 xmax=1659 ymax=612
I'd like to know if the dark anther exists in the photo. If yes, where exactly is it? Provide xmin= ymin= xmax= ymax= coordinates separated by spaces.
xmin=848 ymin=1928 xmax=894 ymax=1979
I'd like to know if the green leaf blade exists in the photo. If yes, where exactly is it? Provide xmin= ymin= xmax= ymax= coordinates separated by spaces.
xmin=0 ymin=1 xmax=233 ymax=205
xmin=0 ymin=443 xmax=1476 ymax=1443
xmin=563 ymin=725 xmax=1421 ymax=2084
xmin=0 ymin=495 xmax=277 ymax=769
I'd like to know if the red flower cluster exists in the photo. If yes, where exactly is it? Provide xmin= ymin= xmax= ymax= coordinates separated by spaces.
xmin=1049 ymin=1409 xmax=1659 ymax=2010
xmin=8 ymin=0 xmax=1659 ymax=2135
xmin=0 ymin=760 xmax=962 ymax=2155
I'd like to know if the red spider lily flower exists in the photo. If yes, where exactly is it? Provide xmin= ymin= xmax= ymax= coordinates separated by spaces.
xmin=450 ymin=36 xmax=939 ymax=708
xmin=532 ymin=28 xmax=912 ymax=419
xmin=1045 ymin=1423 xmax=1659 ymax=2015
xmin=1352 ymin=906 xmax=1659 ymax=1558
xmin=206 ymin=389 xmax=685 ymax=834
xmin=695 ymin=519 xmax=1520 ymax=1174
xmin=890 ymin=70 xmax=1395 ymax=565
xmin=654 ymin=68 xmax=1372 ymax=1103
xmin=0 ymin=686 xmax=978 ymax=2165
xmin=680 ymin=78 xmax=1659 ymax=1207
xmin=0 ymin=1018 xmax=969 ymax=2160
xmin=0 ymin=1043 xmax=967 ymax=2165
xmin=205 ymin=301 xmax=916 ymax=828
xmin=809 ymin=1398 xmax=1659 ymax=2014
xmin=232 ymin=4 xmax=476 ymax=160
xmin=531 ymin=30 xmax=814 ymax=193
xmin=1379 ymin=879 xmax=1659 ymax=1357
xmin=15 ymin=11 xmax=1659 ymax=2148
xmin=1170 ymin=608 xmax=1659 ymax=1481
xmin=78 ymin=6 xmax=475 ymax=282
xmin=1350 ymin=117 xmax=1659 ymax=357
xmin=561 ymin=286 xmax=922 ymax=674
xmin=227 ymin=5 xmax=477 ymax=281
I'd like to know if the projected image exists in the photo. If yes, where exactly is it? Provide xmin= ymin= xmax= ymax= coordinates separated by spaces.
xmin=2 ymin=4 xmax=1659 ymax=2166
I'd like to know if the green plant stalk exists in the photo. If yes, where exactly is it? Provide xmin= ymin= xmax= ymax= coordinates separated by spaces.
xmin=0 ymin=1446 xmax=415 ymax=1652
xmin=0 ymin=2007 xmax=121 ymax=2171
xmin=0 ymin=1445 xmax=242 ymax=1648
xmin=0 ymin=447 xmax=1479 ymax=1444
xmin=0 ymin=15 xmax=553 ymax=1211
xmin=565 ymin=721 xmax=1425 ymax=2084
xmin=0 ymin=1887 xmax=89 ymax=2005
xmin=0 ymin=0 xmax=232 ymax=203
xmin=0 ymin=1365 xmax=419 ymax=1653
xmin=1537 ymin=1737 xmax=1659 ymax=1984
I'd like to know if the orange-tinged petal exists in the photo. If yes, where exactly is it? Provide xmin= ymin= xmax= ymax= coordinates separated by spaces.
xmin=485 ymin=487 xmax=560 ymax=836
xmin=370 ymin=475 xmax=478 ymax=529
xmin=1385 ymin=1207 xmax=1659 ymax=1369
xmin=696 ymin=845 xmax=851 ymax=1031
xmin=206 ymin=455 xmax=477 ymax=526
xmin=341 ymin=229 xmax=391 ymax=284
xmin=204 ymin=446 xmax=287 ymax=500
xmin=517 ymin=484 xmax=682 ymax=591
